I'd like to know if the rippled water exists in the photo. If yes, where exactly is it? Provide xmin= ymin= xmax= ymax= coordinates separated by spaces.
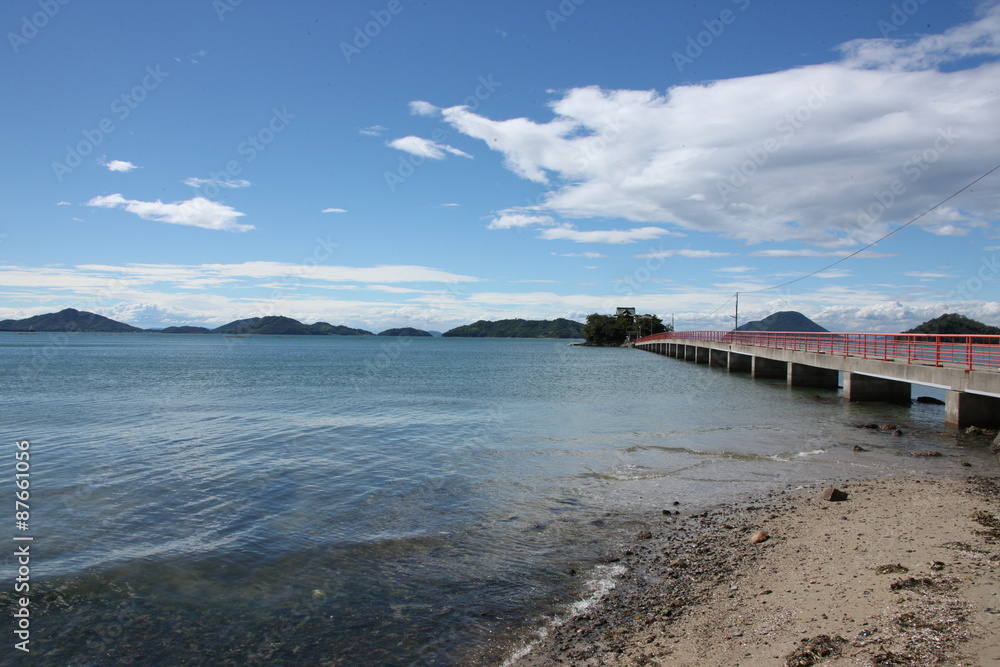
xmin=0 ymin=333 xmax=991 ymax=665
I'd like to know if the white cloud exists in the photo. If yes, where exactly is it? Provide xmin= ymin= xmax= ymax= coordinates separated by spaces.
xmin=905 ymin=271 xmax=958 ymax=279
xmin=86 ymin=194 xmax=253 ymax=232
xmin=538 ymin=225 xmax=675 ymax=244
xmin=388 ymin=136 xmax=472 ymax=160
xmin=635 ymin=249 xmax=734 ymax=259
xmin=409 ymin=100 xmax=439 ymax=116
xmin=487 ymin=212 xmax=555 ymax=229
xmin=183 ymin=177 xmax=251 ymax=189
xmin=360 ymin=125 xmax=387 ymax=136
xmin=104 ymin=160 xmax=139 ymax=173
xmin=55 ymin=201 xmax=70 ymax=206
xmin=322 ymin=207 xmax=348 ymax=214
xmin=556 ymin=251 xmax=606 ymax=258
xmin=747 ymin=249 xmax=897 ymax=258
xmin=434 ymin=9 xmax=1000 ymax=247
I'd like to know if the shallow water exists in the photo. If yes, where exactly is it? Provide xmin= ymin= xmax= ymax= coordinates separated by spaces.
xmin=0 ymin=333 xmax=991 ymax=664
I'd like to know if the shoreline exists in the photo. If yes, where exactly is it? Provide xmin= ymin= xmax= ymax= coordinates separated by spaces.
xmin=503 ymin=470 xmax=1000 ymax=666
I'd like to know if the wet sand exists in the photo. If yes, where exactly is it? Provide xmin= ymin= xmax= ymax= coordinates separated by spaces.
xmin=509 ymin=472 xmax=1000 ymax=666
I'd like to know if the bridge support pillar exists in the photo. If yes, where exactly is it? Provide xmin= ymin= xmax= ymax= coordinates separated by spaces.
xmin=752 ymin=356 xmax=786 ymax=379
xmin=684 ymin=345 xmax=697 ymax=361
xmin=788 ymin=363 xmax=839 ymax=389
xmin=843 ymin=373 xmax=911 ymax=404
xmin=695 ymin=346 xmax=709 ymax=364
xmin=709 ymin=348 xmax=728 ymax=368
xmin=668 ymin=343 xmax=678 ymax=358
xmin=945 ymin=391 xmax=1000 ymax=428
xmin=728 ymin=352 xmax=752 ymax=373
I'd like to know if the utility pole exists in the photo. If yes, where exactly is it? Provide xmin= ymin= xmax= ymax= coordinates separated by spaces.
xmin=730 ymin=292 xmax=740 ymax=331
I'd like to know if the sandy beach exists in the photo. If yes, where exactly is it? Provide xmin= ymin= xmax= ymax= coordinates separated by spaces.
xmin=510 ymin=468 xmax=1000 ymax=666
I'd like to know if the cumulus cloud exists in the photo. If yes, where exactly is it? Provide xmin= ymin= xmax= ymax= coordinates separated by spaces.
xmin=388 ymin=136 xmax=472 ymax=160
xmin=431 ymin=9 xmax=1000 ymax=247
xmin=104 ymin=160 xmax=139 ymax=172
xmin=86 ymin=194 xmax=253 ymax=232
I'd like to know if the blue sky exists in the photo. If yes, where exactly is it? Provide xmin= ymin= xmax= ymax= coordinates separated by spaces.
xmin=2 ymin=0 xmax=999 ymax=332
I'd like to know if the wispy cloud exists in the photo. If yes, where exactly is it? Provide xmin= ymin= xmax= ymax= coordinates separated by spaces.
xmin=85 ymin=194 xmax=253 ymax=232
xmin=538 ymin=225 xmax=675 ymax=244
xmin=183 ymin=176 xmax=251 ymax=189
xmin=360 ymin=125 xmax=387 ymax=136
xmin=635 ymin=249 xmax=734 ymax=259
xmin=321 ymin=207 xmax=348 ymax=214
xmin=388 ymin=136 xmax=472 ymax=160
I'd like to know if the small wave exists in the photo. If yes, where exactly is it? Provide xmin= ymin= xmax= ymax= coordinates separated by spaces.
xmin=499 ymin=562 xmax=626 ymax=667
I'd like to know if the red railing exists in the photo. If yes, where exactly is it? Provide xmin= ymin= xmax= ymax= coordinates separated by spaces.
xmin=635 ymin=331 xmax=1000 ymax=371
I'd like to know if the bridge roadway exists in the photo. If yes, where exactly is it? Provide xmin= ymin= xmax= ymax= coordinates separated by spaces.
xmin=634 ymin=331 xmax=1000 ymax=428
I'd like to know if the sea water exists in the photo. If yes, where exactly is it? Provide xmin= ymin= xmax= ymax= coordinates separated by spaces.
xmin=0 ymin=333 xmax=991 ymax=665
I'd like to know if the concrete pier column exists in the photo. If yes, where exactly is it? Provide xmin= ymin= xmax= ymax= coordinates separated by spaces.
xmin=684 ymin=345 xmax=697 ymax=362
xmin=710 ymin=348 xmax=728 ymax=368
xmin=945 ymin=391 xmax=1000 ymax=428
xmin=728 ymin=352 xmax=752 ymax=373
xmin=843 ymin=372 xmax=911 ymax=404
xmin=752 ymin=356 xmax=787 ymax=379
xmin=695 ymin=346 xmax=709 ymax=364
xmin=788 ymin=363 xmax=839 ymax=389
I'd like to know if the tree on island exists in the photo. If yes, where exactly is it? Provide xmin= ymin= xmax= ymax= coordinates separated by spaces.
xmin=582 ymin=312 xmax=670 ymax=346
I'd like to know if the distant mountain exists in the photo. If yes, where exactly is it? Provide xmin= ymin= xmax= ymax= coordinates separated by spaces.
xmin=443 ymin=318 xmax=584 ymax=338
xmin=903 ymin=313 xmax=1000 ymax=336
xmin=159 ymin=326 xmax=212 ymax=334
xmin=212 ymin=316 xmax=373 ymax=336
xmin=0 ymin=308 xmax=142 ymax=333
xmin=736 ymin=311 xmax=828 ymax=333
xmin=378 ymin=327 xmax=433 ymax=337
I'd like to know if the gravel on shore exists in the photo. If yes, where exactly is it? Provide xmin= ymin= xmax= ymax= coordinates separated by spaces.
xmin=507 ymin=474 xmax=1000 ymax=666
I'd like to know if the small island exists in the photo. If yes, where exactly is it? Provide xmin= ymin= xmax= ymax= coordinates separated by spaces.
xmin=377 ymin=327 xmax=433 ymax=337
xmin=443 ymin=318 xmax=584 ymax=338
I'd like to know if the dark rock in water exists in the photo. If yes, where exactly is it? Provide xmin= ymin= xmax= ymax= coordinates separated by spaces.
xmin=880 ymin=424 xmax=897 ymax=431
xmin=961 ymin=461 xmax=973 ymax=467
xmin=893 ymin=429 xmax=904 ymax=437
xmin=855 ymin=423 xmax=879 ymax=429
xmin=916 ymin=396 xmax=946 ymax=405
xmin=913 ymin=450 xmax=942 ymax=457
xmin=852 ymin=445 xmax=867 ymax=452
xmin=636 ymin=530 xmax=653 ymax=540
xmin=785 ymin=634 xmax=846 ymax=667
xmin=821 ymin=487 xmax=848 ymax=502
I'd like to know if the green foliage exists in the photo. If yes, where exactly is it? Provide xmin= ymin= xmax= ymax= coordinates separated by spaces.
xmin=442 ymin=318 xmax=584 ymax=338
xmin=159 ymin=326 xmax=211 ymax=334
xmin=581 ymin=313 xmax=669 ymax=346
xmin=903 ymin=313 xmax=1000 ymax=336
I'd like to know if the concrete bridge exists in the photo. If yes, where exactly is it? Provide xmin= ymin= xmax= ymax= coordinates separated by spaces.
xmin=634 ymin=331 xmax=1000 ymax=428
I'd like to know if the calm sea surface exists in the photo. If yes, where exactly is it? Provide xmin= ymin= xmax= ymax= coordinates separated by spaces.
xmin=0 ymin=333 xmax=993 ymax=665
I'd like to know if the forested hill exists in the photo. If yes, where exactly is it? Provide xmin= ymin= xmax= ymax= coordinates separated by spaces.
xmin=443 ymin=318 xmax=584 ymax=338
xmin=0 ymin=308 xmax=142 ymax=332
xmin=212 ymin=316 xmax=373 ymax=336
xmin=903 ymin=313 xmax=1000 ymax=335
xmin=735 ymin=311 xmax=828 ymax=333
